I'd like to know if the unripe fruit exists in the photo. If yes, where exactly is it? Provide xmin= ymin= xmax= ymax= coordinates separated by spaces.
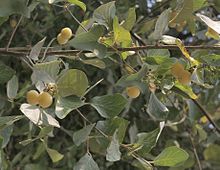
xmin=171 ymin=62 xmax=184 ymax=78
xmin=26 ymin=90 xmax=39 ymax=105
xmin=60 ymin=27 xmax=72 ymax=40
xmin=38 ymin=92 xmax=53 ymax=108
xmin=57 ymin=33 xmax=68 ymax=45
xmin=126 ymin=86 xmax=141 ymax=98
xmin=177 ymin=70 xmax=191 ymax=85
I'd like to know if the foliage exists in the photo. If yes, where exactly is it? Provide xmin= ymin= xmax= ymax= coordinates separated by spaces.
xmin=0 ymin=0 xmax=220 ymax=169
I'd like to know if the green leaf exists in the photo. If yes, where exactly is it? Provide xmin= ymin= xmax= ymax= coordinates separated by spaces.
xmin=0 ymin=115 xmax=24 ymax=127
xmin=69 ymin=25 xmax=107 ymax=58
xmin=153 ymin=146 xmax=189 ymax=167
xmin=55 ymin=96 xmax=85 ymax=119
xmin=68 ymin=0 xmax=86 ymax=12
xmin=0 ymin=125 xmax=13 ymax=148
xmin=46 ymin=147 xmax=64 ymax=163
xmin=91 ymin=94 xmax=127 ymax=118
xmin=82 ymin=59 xmax=106 ymax=69
xmin=173 ymin=82 xmax=198 ymax=99
xmin=113 ymin=16 xmax=132 ymax=46
xmin=73 ymin=124 xmax=95 ymax=146
xmin=29 ymin=37 xmax=46 ymax=61
xmin=130 ymin=122 xmax=165 ymax=155
xmin=203 ymin=144 xmax=220 ymax=163
xmin=122 ymin=8 xmax=136 ymax=31
xmin=57 ymin=69 xmax=88 ymax=97
xmin=20 ymin=104 xmax=60 ymax=128
xmin=74 ymin=153 xmax=100 ymax=170
xmin=6 ymin=75 xmax=18 ymax=99
xmin=32 ymin=60 xmax=61 ymax=82
xmin=0 ymin=61 xmax=15 ymax=84
xmin=0 ymin=0 xmax=29 ymax=17
xmin=199 ymin=54 xmax=220 ymax=66
xmin=96 ymin=117 xmax=129 ymax=143
xmin=0 ymin=17 xmax=8 ymax=26
xmin=133 ymin=157 xmax=153 ymax=170
xmin=147 ymin=93 xmax=169 ymax=120
xmin=170 ymin=0 xmax=195 ymax=34
xmin=149 ymin=8 xmax=171 ymax=40
xmin=93 ymin=1 xmax=116 ymax=29
xmin=106 ymin=130 xmax=121 ymax=162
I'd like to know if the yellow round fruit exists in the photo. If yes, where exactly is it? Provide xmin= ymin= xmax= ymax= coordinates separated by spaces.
xmin=57 ymin=33 xmax=68 ymax=45
xmin=200 ymin=116 xmax=208 ymax=124
xmin=10 ymin=19 xmax=17 ymax=28
xmin=60 ymin=27 xmax=72 ymax=40
xmin=171 ymin=62 xmax=184 ymax=78
xmin=126 ymin=86 xmax=141 ymax=98
xmin=177 ymin=70 xmax=191 ymax=85
xmin=38 ymin=92 xmax=53 ymax=108
xmin=26 ymin=90 xmax=39 ymax=105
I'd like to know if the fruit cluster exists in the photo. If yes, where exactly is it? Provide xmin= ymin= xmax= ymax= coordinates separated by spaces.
xmin=171 ymin=62 xmax=191 ymax=85
xmin=26 ymin=90 xmax=53 ymax=108
xmin=57 ymin=27 xmax=72 ymax=45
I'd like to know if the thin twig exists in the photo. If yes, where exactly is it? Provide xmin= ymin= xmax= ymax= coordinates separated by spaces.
xmin=189 ymin=135 xmax=202 ymax=170
xmin=6 ymin=16 xmax=23 ymax=51
xmin=76 ymin=109 xmax=109 ymax=138
xmin=66 ymin=6 xmax=88 ymax=32
xmin=192 ymin=99 xmax=220 ymax=134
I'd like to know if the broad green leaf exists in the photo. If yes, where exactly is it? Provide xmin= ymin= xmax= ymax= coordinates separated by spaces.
xmin=196 ymin=13 xmax=220 ymax=35
xmin=68 ymin=0 xmax=86 ymax=12
xmin=153 ymin=146 xmax=189 ymax=167
xmin=195 ymin=124 xmax=207 ymax=142
xmin=96 ymin=117 xmax=129 ymax=143
xmin=32 ymin=60 xmax=61 ymax=82
xmin=113 ymin=16 xmax=132 ymax=46
xmin=147 ymin=49 xmax=170 ymax=58
xmin=38 ymin=126 xmax=53 ymax=138
xmin=122 ymin=8 xmax=136 ymax=31
xmin=0 ymin=115 xmax=24 ymax=127
xmin=91 ymin=94 xmax=127 ymax=118
xmin=69 ymin=25 xmax=107 ymax=58
xmin=74 ymin=153 xmax=100 ymax=170
xmin=29 ymin=37 xmax=46 ymax=61
xmin=93 ymin=1 xmax=116 ymax=29
xmin=199 ymin=54 xmax=220 ymax=66
xmin=149 ymin=8 xmax=171 ymax=40
xmin=0 ymin=17 xmax=8 ymax=26
xmin=73 ymin=124 xmax=95 ymax=146
xmin=0 ymin=0 xmax=29 ymax=17
xmin=20 ymin=104 xmax=60 ymax=128
xmin=0 ymin=125 xmax=13 ymax=148
xmin=147 ymin=93 xmax=169 ymax=120
xmin=7 ymin=75 xmax=18 ymax=99
xmin=55 ymin=96 xmax=85 ymax=119
xmin=0 ymin=61 xmax=15 ymax=84
xmin=193 ymin=0 xmax=207 ymax=11
xmin=46 ymin=147 xmax=64 ymax=163
xmin=173 ymin=82 xmax=198 ymax=99
xmin=57 ymin=69 xmax=88 ymax=97
xmin=82 ymin=59 xmax=106 ymax=69
xmin=170 ymin=0 xmax=195 ymax=34
xmin=203 ymin=144 xmax=220 ymax=163
xmin=130 ymin=122 xmax=165 ymax=155
xmin=106 ymin=130 xmax=121 ymax=162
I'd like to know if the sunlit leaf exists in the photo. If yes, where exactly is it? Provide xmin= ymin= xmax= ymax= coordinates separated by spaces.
xmin=46 ymin=147 xmax=64 ymax=163
xmin=7 ymin=75 xmax=18 ymax=99
xmin=153 ymin=146 xmax=189 ymax=167
xmin=106 ymin=129 xmax=121 ymax=162
xmin=122 ymin=8 xmax=136 ymax=31
xmin=29 ymin=37 xmax=46 ymax=61
xmin=57 ymin=69 xmax=88 ymax=97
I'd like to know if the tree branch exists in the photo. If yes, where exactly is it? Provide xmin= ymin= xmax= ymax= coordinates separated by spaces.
xmin=1 ymin=44 xmax=220 ymax=57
